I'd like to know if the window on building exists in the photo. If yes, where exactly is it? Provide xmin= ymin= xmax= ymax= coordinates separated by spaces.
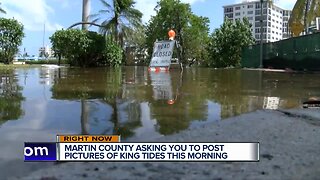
xmin=256 ymin=2 xmax=261 ymax=9
xmin=276 ymin=32 xmax=278 ymax=35
xmin=263 ymin=28 xmax=267 ymax=33
xmin=268 ymin=9 xmax=271 ymax=15
xmin=272 ymin=31 xmax=274 ymax=34
xmin=255 ymin=10 xmax=261 ymax=15
xmin=235 ymin=12 xmax=240 ymax=16
xmin=248 ymin=11 xmax=253 ymax=15
xmin=225 ymin=13 xmax=233 ymax=18
xmin=235 ymin=6 xmax=240 ymax=10
xmin=276 ymin=38 xmax=278 ymax=40
xmin=248 ymin=4 xmax=253 ymax=8
xmin=268 ymin=28 xmax=271 ymax=33
xmin=268 ymin=16 xmax=271 ymax=20
xmin=268 ymin=22 xmax=271 ymax=27
xmin=263 ymin=34 xmax=267 ymax=39
xmin=255 ymin=28 xmax=260 ymax=33
xmin=268 ymin=34 xmax=271 ymax=39
xmin=255 ymin=34 xmax=260 ymax=39
xmin=224 ymin=7 xmax=233 ymax=13
xmin=248 ymin=16 xmax=253 ymax=20
xmin=263 ymin=9 xmax=267 ymax=15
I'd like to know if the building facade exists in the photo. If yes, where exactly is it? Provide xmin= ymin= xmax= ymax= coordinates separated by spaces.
xmin=39 ymin=45 xmax=54 ymax=58
xmin=223 ymin=0 xmax=292 ymax=43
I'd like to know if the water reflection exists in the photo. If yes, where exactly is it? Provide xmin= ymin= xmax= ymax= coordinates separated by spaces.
xmin=0 ymin=66 xmax=320 ymax=170
xmin=1 ymin=67 xmax=320 ymax=142
xmin=48 ymin=67 xmax=320 ymax=139
xmin=0 ymin=69 xmax=24 ymax=123
xmin=150 ymin=72 xmax=174 ymax=100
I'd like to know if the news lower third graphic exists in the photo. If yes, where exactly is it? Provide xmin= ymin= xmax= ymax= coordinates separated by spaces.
xmin=24 ymin=142 xmax=57 ymax=161
xmin=24 ymin=135 xmax=259 ymax=162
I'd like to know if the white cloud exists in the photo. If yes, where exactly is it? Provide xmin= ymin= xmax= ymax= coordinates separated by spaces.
xmin=134 ymin=0 xmax=157 ymax=23
xmin=274 ymin=0 xmax=296 ymax=10
xmin=234 ymin=0 xmax=295 ymax=10
xmin=2 ymin=0 xmax=63 ymax=31
xmin=135 ymin=0 xmax=206 ymax=23
xmin=181 ymin=0 xmax=205 ymax=4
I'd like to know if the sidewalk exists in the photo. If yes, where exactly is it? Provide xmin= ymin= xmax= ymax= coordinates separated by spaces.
xmin=10 ymin=109 xmax=320 ymax=180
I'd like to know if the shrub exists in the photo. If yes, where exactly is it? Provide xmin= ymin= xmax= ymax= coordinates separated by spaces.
xmin=0 ymin=18 xmax=24 ymax=64
xmin=50 ymin=29 xmax=123 ymax=67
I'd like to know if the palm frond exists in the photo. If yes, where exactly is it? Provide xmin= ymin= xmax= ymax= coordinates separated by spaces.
xmin=0 ymin=3 xmax=6 ymax=14
xmin=100 ymin=0 xmax=112 ymax=9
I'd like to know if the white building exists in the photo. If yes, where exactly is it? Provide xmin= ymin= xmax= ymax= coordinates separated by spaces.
xmin=39 ymin=45 xmax=54 ymax=58
xmin=223 ymin=0 xmax=292 ymax=43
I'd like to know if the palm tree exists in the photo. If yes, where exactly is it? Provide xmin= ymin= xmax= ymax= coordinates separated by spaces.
xmin=82 ymin=0 xmax=90 ymax=30
xmin=90 ymin=0 xmax=143 ymax=47
xmin=0 ymin=2 xmax=6 ymax=14
xmin=289 ymin=0 xmax=320 ymax=36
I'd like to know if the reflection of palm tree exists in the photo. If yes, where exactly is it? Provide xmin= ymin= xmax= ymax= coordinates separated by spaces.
xmin=80 ymin=99 xmax=90 ymax=135
xmin=90 ymin=0 xmax=143 ymax=47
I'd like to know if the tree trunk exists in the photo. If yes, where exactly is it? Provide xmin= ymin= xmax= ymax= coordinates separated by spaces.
xmin=82 ymin=0 xmax=90 ymax=30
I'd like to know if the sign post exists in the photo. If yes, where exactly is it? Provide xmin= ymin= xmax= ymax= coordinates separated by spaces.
xmin=148 ymin=29 xmax=177 ymax=72
xmin=148 ymin=40 xmax=175 ymax=72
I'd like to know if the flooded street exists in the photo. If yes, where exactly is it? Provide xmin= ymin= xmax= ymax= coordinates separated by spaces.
xmin=0 ymin=66 xmax=320 ymax=178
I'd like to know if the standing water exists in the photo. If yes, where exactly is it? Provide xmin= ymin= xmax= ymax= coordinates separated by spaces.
xmin=0 ymin=66 xmax=320 ymax=178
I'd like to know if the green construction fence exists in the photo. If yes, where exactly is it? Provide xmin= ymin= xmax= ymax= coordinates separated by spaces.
xmin=242 ymin=32 xmax=320 ymax=70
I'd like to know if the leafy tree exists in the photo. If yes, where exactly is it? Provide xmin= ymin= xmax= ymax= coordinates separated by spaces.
xmin=0 ymin=18 xmax=24 ymax=64
xmin=184 ymin=15 xmax=210 ymax=65
xmin=207 ymin=18 xmax=254 ymax=68
xmin=90 ymin=0 xmax=143 ymax=47
xmin=145 ymin=0 xmax=210 ymax=66
xmin=50 ymin=29 xmax=123 ymax=67
xmin=101 ymin=43 xmax=123 ymax=66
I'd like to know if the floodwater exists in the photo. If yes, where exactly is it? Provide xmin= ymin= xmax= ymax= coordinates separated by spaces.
xmin=1 ymin=66 xmax=320 ymax=178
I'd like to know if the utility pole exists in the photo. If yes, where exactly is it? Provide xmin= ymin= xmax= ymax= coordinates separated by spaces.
xmin=82 ymin=0 xmax=90 ymax=30
xmin=259 ymin=0 xmax=264 ymax=68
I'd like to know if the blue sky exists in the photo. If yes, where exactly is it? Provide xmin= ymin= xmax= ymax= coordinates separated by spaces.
xmin=1 ymin=0 xmax=296 ymax=56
